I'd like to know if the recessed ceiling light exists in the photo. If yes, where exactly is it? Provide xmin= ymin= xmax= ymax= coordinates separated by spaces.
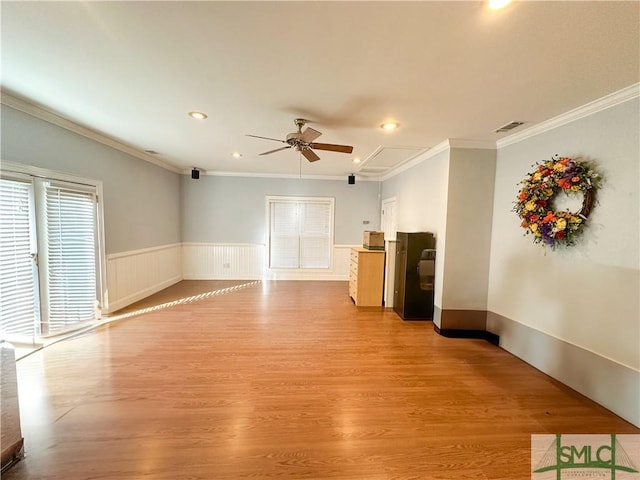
xmin=380 ymin=122 xmax=399 ymax=131
xmin=231 ymin=152 xmax=242 ymax=158
xmin=488 ymin=0 xmax=512 ymax=10
xmin=188 ymin=111 xmax=208 ymax=120
xmin=353 ymin=157 xmax=361 ymax=164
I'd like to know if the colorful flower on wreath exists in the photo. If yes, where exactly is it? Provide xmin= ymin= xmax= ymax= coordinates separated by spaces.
xmin=513 ymin=155 xmax=600 ymax=248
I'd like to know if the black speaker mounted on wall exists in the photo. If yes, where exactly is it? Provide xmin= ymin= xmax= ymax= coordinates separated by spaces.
xmin=191 ymin=168 xmax=200 ymax=180
xmin=348 ymin=174 xmax=355 ymax=185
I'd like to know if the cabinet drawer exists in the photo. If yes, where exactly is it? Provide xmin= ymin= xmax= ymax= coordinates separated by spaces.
xmin=349 ymin=247 xmax=384 ymax=306
xmin=350 ymin=261 xmax=358 ymax=276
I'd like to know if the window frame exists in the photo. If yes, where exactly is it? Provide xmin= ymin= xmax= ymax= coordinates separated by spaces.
xmin=265 ymin=195 xmax=335 ymax=273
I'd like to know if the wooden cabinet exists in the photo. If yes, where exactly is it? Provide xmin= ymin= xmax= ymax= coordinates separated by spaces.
xmin=349 ymin=247 xmax=385 ymax=306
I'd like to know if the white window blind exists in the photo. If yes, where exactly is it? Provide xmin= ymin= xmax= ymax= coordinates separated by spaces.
xmin=0 ymin=178 xmax=38 ymax=337
xmin=269 ymin=198 xmax=333 ymax=269
xmin=44 ymin=184 xmax=97 ymax=334
xmin=299 ymin=202 xmax=331 ymax=268
xmin=270 ymin=201 xmax=300 ymax=268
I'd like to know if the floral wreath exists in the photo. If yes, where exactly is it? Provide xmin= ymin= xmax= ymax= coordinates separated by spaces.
xmin=514 ymin=155 xmax=601 ymax=248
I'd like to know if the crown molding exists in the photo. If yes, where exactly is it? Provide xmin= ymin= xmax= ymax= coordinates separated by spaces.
xmin=497 ymin=83 xmax=640 ymax=148
xmin=380 ymin=138 xmax=496 ymax=182
xmin=1 ymin=91 xmax=183 ymax=174
xmin=380 ymin=141 xmax=447 ymax=182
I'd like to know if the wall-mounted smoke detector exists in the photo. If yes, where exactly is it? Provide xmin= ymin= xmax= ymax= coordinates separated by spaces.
xmin=495 ymin=121 xmax=525 ymax=133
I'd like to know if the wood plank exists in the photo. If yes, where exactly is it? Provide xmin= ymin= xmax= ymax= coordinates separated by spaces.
xmin=5 ymin=280 xmax=638 ymax=480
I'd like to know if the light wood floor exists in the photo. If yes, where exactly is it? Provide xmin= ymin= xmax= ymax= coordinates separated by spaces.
xmin=6 ymin=281 xmax=638 ymax=480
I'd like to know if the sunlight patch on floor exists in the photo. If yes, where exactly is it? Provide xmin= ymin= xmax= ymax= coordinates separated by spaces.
xmin=15 ymin=281 xmax=261 ymax=361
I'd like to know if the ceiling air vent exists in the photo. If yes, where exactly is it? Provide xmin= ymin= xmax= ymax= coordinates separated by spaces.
xmin=495 ymin=121 xmax=524 ymax=133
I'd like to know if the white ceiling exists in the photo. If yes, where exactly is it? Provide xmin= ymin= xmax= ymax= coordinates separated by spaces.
xmin=2 ymin=1 xmax=638 ymax=178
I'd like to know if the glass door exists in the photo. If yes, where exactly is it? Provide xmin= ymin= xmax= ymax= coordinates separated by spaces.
xmin=0 ymin=174 xmax=100 ymax=342
xmin=0 ymin=177 xmax=40 ymax=343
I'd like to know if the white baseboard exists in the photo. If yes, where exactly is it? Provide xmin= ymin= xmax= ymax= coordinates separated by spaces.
xmin=105 ymin=275 xmax=182 ymax=314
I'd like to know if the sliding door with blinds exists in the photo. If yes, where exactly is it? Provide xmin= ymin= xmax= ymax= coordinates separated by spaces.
xmin=268 ymin=197 xmax=334 ymax=270
xmin=43 ymin=183 xmax=98 ymax=334
xmin=0 ymin=178 xmax=39 ymax=337
xmin=0 ymin=172 xmax=102 ymax=342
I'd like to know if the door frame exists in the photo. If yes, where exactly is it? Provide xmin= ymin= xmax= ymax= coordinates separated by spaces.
xmin=0 ymin=161 xmax=107 ymax=337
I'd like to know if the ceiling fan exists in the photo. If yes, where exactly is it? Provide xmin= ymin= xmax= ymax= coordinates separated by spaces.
xmin=247 ymin=118 xmax=353 ymax=162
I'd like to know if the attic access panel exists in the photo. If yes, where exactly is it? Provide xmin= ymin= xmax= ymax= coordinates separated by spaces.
xmin=358 ymin=146 xmax=427 ymax=175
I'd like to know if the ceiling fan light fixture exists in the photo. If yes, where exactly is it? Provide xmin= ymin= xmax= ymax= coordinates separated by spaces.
xmin=380 ymin=122 xmax=399 ymax=131
xmin=188 ymin=111 xmax=208 ymax=120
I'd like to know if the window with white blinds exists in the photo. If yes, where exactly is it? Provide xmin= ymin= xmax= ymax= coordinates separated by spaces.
xmin=0 ymin=178 xmax=38 ymax=337
xmin=0 ymin=166 xmax=102 ymax=342
xmin=268 ymin=197 xmax=333 ymax=269
xmin=44 ymin=184 xmax=97 ymax=334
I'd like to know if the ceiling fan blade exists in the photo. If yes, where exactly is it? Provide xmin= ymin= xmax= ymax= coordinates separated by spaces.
xmin=260 ymin=146 xmax=292 ymax=155
xmin=310 ymin=142 xmax=354 ymax=154
xmin=246 ymin=134 xmax=286 ymax=143
xmin=301 ymin=149 xmax=320 ymax=162
xmin=299 ymin=127 xmax=322 ymax=143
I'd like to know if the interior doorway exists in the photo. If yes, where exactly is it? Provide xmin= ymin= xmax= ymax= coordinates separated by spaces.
xmin=380 ymin=197 xmax=397 ymax=307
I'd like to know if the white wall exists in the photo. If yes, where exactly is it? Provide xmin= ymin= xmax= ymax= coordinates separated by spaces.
xmin=487 ymin=97 xmax=639 ymax=425
xmin=381 ymin=148 xmax=450 ymax=306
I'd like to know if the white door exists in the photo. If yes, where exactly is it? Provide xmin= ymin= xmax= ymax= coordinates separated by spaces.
xmin=0 ymin=174 xmax=100 ymax=342
xmin=0 ymin=177 xmax=40 ymax=341
xmin=380 ymin=197 xmax=398 ymax=307
xmin=380 ymin=197 xmax=397 ymax=241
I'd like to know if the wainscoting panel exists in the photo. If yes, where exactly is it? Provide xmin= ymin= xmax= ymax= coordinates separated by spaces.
xmin=182 ymin=243 xmax=265 ymax=280
xmin=105 ymin=244 xmax=182 ymax=314
xmin=264 ymin=244 xmax=355 ymax=281
xmin=182 ymin=243 xmax=358 ymax=281
xmin=106 ymin=243 xmax=362 ymax=312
